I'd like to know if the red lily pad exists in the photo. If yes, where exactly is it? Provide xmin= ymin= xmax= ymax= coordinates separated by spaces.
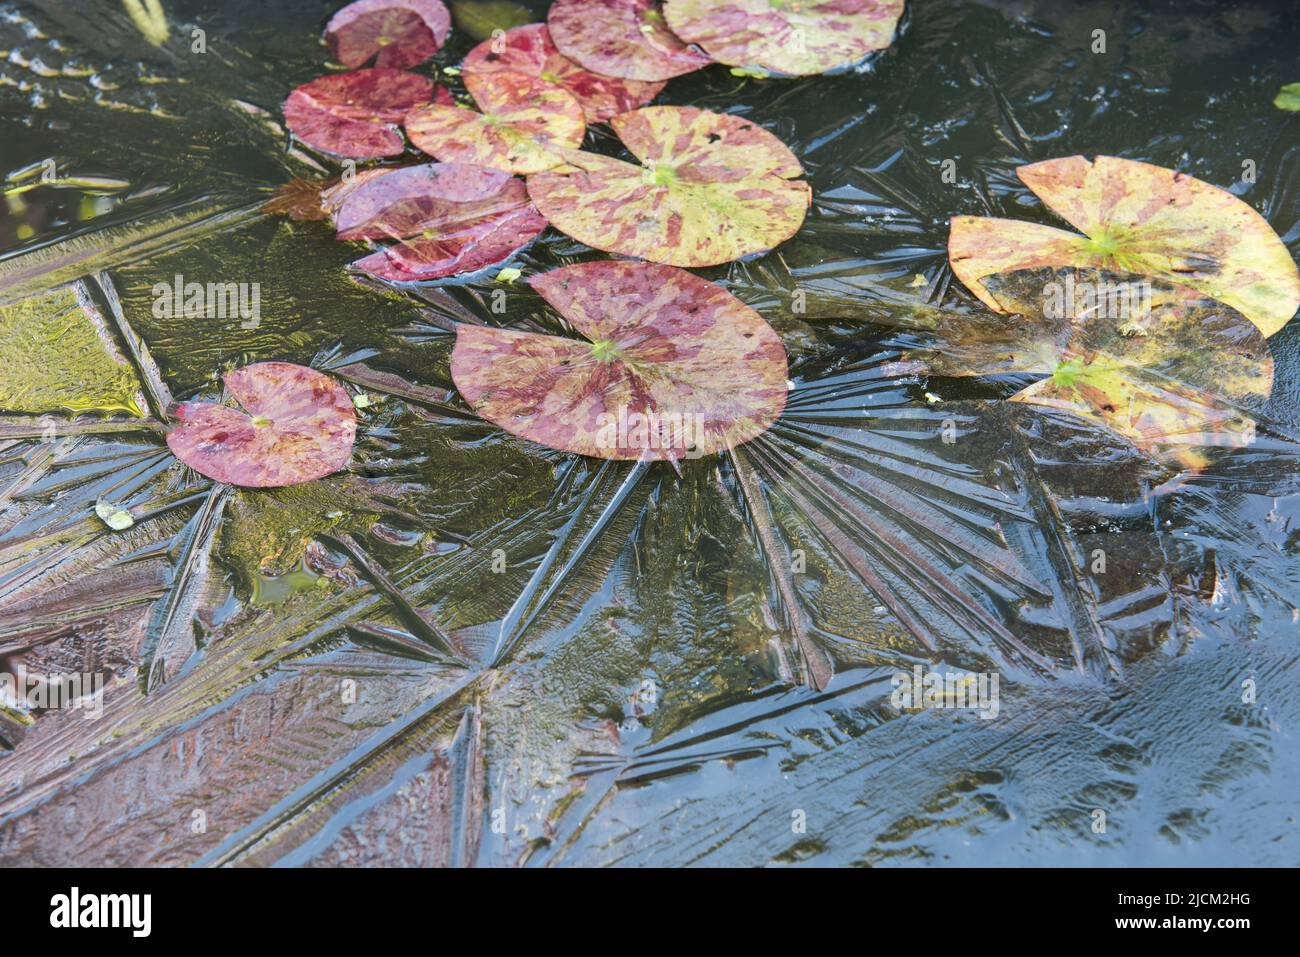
xmin=949 ymin=155 xmax=1300 ymax=338
xmin=405 ymin=71 xmax=586 ymax=175
xmin=908 ymin=266 xmax=1273 ymax=466
xmin=283 ymin=68 xmax=445 ymax=159
xmin=527 ymin=106 xmax=810 ymax=267
xmin=451 ymin=260 xmax=788 ymax=460
xmin=664 ymin=0 xmax=904 ymax=76
xmin=548 ymin=0 xmax=711 ymax=82
xmin=167 ymin=363 xmax=357 ymax=488
xmin=462 ymin=23 xmax=664 ymax=122
xmin=331 ymin=162 xmax=548 ymax=281
xmin=325 ymin=0 xmax=452 ymax=69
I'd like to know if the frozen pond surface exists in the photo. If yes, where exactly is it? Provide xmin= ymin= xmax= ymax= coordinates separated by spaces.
xmin=1 ymin=0 xmax=1298 ymax=866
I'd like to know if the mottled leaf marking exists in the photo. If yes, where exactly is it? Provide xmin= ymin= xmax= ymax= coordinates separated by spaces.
xmin=405 ymin=71 xmax=586 ymax=175
xmin=548 ymin=0 xmax=711 ymax=82
xmin=167 ymin=362 xmax=357 ymax=487
xmin=949 ymin=156 xmax=1300 ymax=337
xmin=451 ymin=261 xmax=788 ymax=460
xmin=326 ymin=0 xmax=452 ymax=69
xmin=664 ymin=0 xmax=903 ymax=76
xmin=284 ymin=68 xmax=442 ymax=159
xmin=527 ymin=106 xmax=809 ymax=266
xmin=463 ymin=23 xmax=664 ymax=122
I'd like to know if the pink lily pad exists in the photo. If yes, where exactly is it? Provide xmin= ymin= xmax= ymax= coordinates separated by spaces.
xmin=462 ymin=23 xmax=664 ymax=123
xmin=331 ymin=162 xmax=548 ymax=281
xmin=548 ymin=0 xmax=712 ymax=82
xmin=405 ymin=71 xmax=586 ymax=175
xmin=451 ymin=260 xmax=788 ymax=460
xmin=325 ymin=0 xmax=452 ymax=69
xmin=527 ymin=106 xmax=810 ymax=267
xmin=283 ymin=68 xmax=445 ymax=159
xmin=167 ymin=363 xmax=357 ymax=488
xmin=664 ymin=0 xmax=904 ymax=76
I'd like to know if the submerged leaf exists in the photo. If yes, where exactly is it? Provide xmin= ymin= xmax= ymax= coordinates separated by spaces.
xmin=262 ymin=177 xmax=333 ymax=221
xmin=527 ymin=106 xmax=809 ymax=267
xmin=166 ymin=362 xmax=357 ymax=487
xmin=912 ymin=266 xmax=1273 ymax=463
xmin=451 ymin=261 xmax=788 ymax=460
xmin=548 ymin=0 xmax=711 ymax=82
xmin=284 ymin=68 xmax=443 ymax=159
xmin=326 ymin=0 xmax=451 ymax=69
xmin=463 ymin=23 xmax=664 ymax=123
xmin=405 ymin=71 xmax=586 ymax=175
xmin=449 ymin=0 xmax=535 ymax=41
xmin=949 ymin=155 xmax=1300 ymax=337
xmin=664 ymin=0 xmax=904 ymax=76
xmin=332 ymin=162 xmax=548 ymax=281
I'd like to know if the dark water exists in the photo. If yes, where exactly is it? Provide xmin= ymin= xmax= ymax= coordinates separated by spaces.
xmin=0 ymin=0 xmax=1298 ymax=866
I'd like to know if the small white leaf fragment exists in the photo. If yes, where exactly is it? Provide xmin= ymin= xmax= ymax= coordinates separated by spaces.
xmin=353 ymin=392 xmax=374 ymax=409
xmin=909 ymin=273 xmax=928 ymax=288
xmin=495 ymin=266 xmax=523 ymax=284
xmin=925 ymin=392 xmax=942 ymax=404
xmin=95 ymin=500 xmax=135 ymax=530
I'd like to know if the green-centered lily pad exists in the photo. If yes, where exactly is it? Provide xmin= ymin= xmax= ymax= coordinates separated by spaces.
xmin=284 ymin=68 xmax=444 ymax=159
xmin=405 ymin=71 xmax=586 ymax=175
xmin=451 ymin=260 xmax=788 ymax=460
xmin=910 ymin=266 xmax=1273 ymax=465
xmin=331 ymin=162 xmax=548 ymax=281
xmin=527 ymin=106 xmax=810 ymax=267
xmin=663 ymin=0 xmax=904 ymax=76
xmin=167 ymin=362 xmax=357 ymax=488
xmin=325 ymin=0 xmax=451 ymax=69
xmin=548 ymin=0 xmax=712 ymax=82
xmin=949 ymin=155 xmax=1300 ymax=337
xmin=463 ymin=23 xmax=664 ymax=122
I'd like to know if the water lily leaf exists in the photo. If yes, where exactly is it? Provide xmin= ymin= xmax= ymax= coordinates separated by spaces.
xmin=450 ymin=260 xmax=788 ymax=460
xmin=463 ymin=23 xmax=664 ymax=123
xmin=166 ymin=362 xmax=357 ymax=488
xmin=449 ymin=0 xmax=534 ymax=41
xmin=664 ymin=0 xmax=904 ymax=76
xmin=527 ymin=106 xmax=810 ymax=267
xmin=284 ymin=68 xmax=444 ymax=159
xmin=336 ymin=162 xmax=548 ymax=281
xmin=912 ymin=266 xmax=1273 ymax=463
xmin=405 ymin=72 xmax=586 ymax=175
xmin=1274 ymin=82 xmax=1300 ymax=111
xmin=548 ymin=0 xmax=711 ymax=82
xmin=325 ymin=0 xmax=452 ymax=69
xmin=949 ymin=155 xmax=1300 ymax=337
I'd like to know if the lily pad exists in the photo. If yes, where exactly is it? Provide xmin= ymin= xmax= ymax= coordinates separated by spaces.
xmin=283 ymin=68 xmax=443 ymax=159
xmin=910 ymin=266 xmax=1273 ymax=463
xmin=462 ymin=23 xmax=664 ymax=122
xmin=167 ymin=362 xmax=358 ymax=488
xmin=325 ymin=0 xmax=452 ymax=69
xmin=331 ymin=162 xmax=548 ymax=281
xmin=527 ymin=106 xmax=810 ymax=267
xmin=450 ymin=260 xmax=788 ymax=460
xmin=663 ymin=0 xmax=904 ymax=76
xmin=949 ymin=155 xmax=1300 ymax=337
xmin=548 ymin=0 xmax=711 ymax=82
xmin=405 ymin=71 xmax=586 ymax=175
